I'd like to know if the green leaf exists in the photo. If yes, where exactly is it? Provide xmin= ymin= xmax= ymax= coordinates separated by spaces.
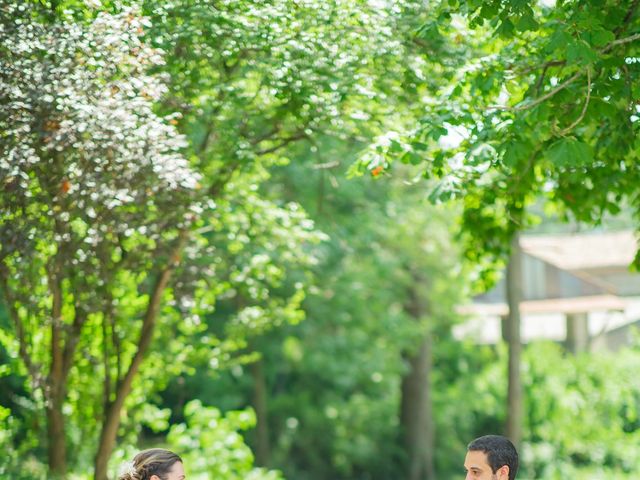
xmin=516 ymin=13 xmax=539 ymax=32
xmin=408 ymin=151 xmax=423 ymax=165
xmin=547 ymin=138 xmax=593 ymax=167
xmin=495 ymin=18 xmax=515 ymax=37
xmin=401 ymin=150 xmax=423 ymax=165
xmin=416 ymin=22 xmax=441 ymax=41
xmin=430 ymin=125 xmax=449 ymax=140
xmin=566 ymin=40 xmax=597 ymax=65
xmin=502 ymin=140 xmax=530 ymax=167
xmin=389 ymin=140 xmax=404 ymax=154
xmin=545 ymin=28 xmax=572 ymax=54
xmin=479 ymin=3 xmax=500 ymax=19
xmin=589 ymin=28 xmax=615 ymax=47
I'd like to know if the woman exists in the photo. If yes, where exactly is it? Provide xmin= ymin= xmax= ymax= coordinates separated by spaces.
xmin=118 ymin=448 xmax=185 ymax=480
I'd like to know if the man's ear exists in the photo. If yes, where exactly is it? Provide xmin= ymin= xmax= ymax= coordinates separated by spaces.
xmin=498 ymin=465 xmax=510 ymax=479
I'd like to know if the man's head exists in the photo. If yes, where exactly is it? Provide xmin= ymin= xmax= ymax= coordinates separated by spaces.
xmin=463 ymin=435 xmax=518 ymax=480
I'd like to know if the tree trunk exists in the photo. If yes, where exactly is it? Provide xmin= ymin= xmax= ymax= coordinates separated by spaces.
xmin=48 ymin=269 xmax=67 ymax=478
xmin=251 ymin=357 xmax=271 ymax=466
xmin=505 ymin=234 xmax=523 ymax=448
xmin=400 ymin=335 xmax=435 ymax=480
xmin=399 ymin=283 xmax=435 ymax=480
xmin=93 ymin=235 xmax=184 ymax=480
xmin=565 ymin=312 xmax=589 ymax=354
xmin=47 ymin=390 xmax=67 ymax=478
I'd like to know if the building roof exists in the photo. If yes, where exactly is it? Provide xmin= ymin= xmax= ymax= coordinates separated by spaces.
xmin=520 ymin=230 xmax=637 ymax=270
xmin=459 ymin=231 xmax=640 ymax=345
xmin=459 ymin=294 xmax=628 ymax=316
xmin=520 ymin=230 xmax=640 ymax=296
xmin=465 ymin=230 xmax=640 ymax=316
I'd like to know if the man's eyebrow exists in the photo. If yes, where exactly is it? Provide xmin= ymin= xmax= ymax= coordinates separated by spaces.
xmin=465 ymin=466 xmax=483 ymax=471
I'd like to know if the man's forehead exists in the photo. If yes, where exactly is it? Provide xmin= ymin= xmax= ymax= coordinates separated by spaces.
xmin=464 ymin=449 xmax=490 ymax=468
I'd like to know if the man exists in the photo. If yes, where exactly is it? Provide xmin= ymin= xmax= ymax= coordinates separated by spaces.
xmin=463 ymin=435 xmax=519 ymax=480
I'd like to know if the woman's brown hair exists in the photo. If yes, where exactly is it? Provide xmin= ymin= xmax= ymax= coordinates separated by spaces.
xmin=117 ymin=448 xmax=182 ymax=480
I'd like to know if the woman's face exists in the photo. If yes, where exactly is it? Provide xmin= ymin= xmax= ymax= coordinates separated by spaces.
xmin=151 ymin=461 xmax=185 ymax=480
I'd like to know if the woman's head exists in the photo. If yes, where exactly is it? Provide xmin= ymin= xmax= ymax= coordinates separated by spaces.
xmin=118 ymin=449 xmax=184 ymax=480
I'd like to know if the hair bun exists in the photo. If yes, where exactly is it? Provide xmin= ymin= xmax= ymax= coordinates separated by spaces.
xmin=117 ymin=461 xmax=140 ymax=480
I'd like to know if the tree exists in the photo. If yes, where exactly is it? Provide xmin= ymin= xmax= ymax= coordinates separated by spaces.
xmin=241 ymin=134 xmax=469 ymax=479
xmin=357 ymin=0 xmax=640 ymax=263
xmin=2 ymin=1 xmax=435 ymax=477
xmin=505 ymin=235 xmax=523 ymax=447
xmin=354 ymin=0 xmax=640 ymax=451
xmin=0 ymin=4 xmax=204 ymax=477
xmin=140 ymin=2 xmax=449 ymax=476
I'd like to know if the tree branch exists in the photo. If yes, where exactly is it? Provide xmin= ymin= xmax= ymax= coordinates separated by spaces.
xmin=197 ymin=126 xmax=214 ymax=155
xmin=512 ymin=30 xmax=640 ymax=80
xmin=61 ymin=304 xmax=87 ymax=381
xmin=47 ymin=259 xmax=64 ymax=400
xmin=206 ymin=162 xmax=241 ymax=199
xmin=491 ymin=71 xmax=582 ymax=111
xmin=602 ymin=32 xmax=640 ymax=52
xmin=0 ymin=265 xmax=43 ymax=387
xmin=615 ymin=0 xmax=640 ymax=36
xmin=534 ymin=63 xmax=551 ymax=97
xmin=491 ymin=29 xmax=640 ymax=113
xmin=311 ymin=160 xmax=341 ymax=170
xmin=255 ymin=132 xmax=308 ymax=155
xmin=110 ymin=295 xmax=122 ymax=385
xmin=250 ymin=124 xmax=282 ymax=146
xmin=102 ymin=306 xmax=111 ymax=410
xmin=94 ymin=228 xmax=190 ymax=480
xmin=556 ymin=68 xmax=592 ymax=136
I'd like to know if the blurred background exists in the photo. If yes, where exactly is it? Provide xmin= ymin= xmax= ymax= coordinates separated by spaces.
xmin=2 ymin=0 xmax=640 ymax=479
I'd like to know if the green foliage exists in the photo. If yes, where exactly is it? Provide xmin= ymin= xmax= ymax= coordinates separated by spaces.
xmin=355 ymin=0 xmax=640 ymax=270
xmin=166 ymin=400 xmax=283 ymax=480
xmin=0 ymin=405 xmax=48 ymax=479
xmin=4 ymin=1 xmax=640 ymax=479
xmin=236 ymin=136 xmax=471 ymax=479
xmin=431 ymin=340 xmax=507 ymax=475
xmin=0 ymin=0 xmax=327 ymax=475
xmin=428 ymin=340 xmax=640 ymax=478
xmin=429 ymin=339 xmax=640 ymax=478
xmin=521 ymin=342 xmax=640 ymax=479
xmin=0 ymin=2 xmax=204 ymax=472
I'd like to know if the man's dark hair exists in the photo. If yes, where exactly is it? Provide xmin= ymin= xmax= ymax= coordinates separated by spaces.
xmin=468 ymin=435 xmax=519 ymax=480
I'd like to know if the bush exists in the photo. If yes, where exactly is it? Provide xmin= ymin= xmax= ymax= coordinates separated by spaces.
xmin=166 ymin=400 xmax=284 ymax=480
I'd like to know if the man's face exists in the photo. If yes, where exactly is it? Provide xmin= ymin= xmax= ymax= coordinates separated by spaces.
xmin=464 ymin=450 xmax=508 ymax=480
